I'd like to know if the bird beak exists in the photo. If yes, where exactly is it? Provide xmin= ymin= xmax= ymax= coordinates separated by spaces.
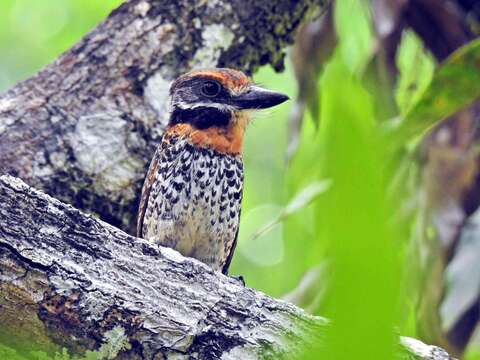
xmin=232 ymin=85 xmax=289 ymax=109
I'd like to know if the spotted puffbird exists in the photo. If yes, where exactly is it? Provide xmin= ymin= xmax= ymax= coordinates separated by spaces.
xmin=137 ymin=68 xmax=288 ymax=274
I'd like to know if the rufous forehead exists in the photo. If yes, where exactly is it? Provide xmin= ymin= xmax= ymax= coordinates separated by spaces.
xmin=175 ymin=68 xmax=251 ymax=91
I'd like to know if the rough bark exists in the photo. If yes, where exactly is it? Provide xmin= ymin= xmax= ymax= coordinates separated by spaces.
xmin=0 ymin=0 xmax=324 ymax=234
xmin=0 ymin=175 xmax=454 ymax=359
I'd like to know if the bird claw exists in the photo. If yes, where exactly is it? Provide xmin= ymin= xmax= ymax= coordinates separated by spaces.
xmin=230 ymin=275 xmax=245 ymax=286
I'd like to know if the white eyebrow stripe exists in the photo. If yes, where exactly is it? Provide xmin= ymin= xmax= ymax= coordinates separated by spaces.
xmin=174 ymin=101 xmax=237 ymax=111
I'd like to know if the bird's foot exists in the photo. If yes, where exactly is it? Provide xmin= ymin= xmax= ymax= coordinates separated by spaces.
xmin=230 ymin=275 xmax=245 ymax=286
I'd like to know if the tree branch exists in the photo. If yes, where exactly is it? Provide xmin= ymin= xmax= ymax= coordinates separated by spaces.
xmin=0 ymin=175 xmax=454 ymax=359
xmin=0 ymin=0 xmax=324 ymax=233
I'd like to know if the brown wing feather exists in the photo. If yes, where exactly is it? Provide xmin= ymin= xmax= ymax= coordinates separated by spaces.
xmin=136 ymin=150 xmax=160 ymax=238
xmin=221 ymin=209 xmax=241 ymax=275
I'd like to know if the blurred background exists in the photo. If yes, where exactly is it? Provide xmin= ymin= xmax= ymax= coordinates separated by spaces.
xmin=1 ymin=0 xmax=480 ymax=359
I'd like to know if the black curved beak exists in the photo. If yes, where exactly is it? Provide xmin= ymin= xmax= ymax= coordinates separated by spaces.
xmin=232 ymin=86 xmax=289 ymax=109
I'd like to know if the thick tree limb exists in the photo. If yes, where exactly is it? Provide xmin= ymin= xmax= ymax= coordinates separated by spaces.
xmin=0 ymin=0 xmax=324 ymax=233
xmin=0 ymin=175 xmax=322 ymax=359
xmin=0 ymin=175 xmax=454 ymax=359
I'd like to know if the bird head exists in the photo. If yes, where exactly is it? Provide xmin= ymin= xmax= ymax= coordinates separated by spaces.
xmin=166 ymin=68 xmax=289 ymax=155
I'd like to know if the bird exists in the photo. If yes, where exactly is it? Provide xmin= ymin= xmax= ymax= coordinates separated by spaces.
xmin=137 ymin=68 xmax=288 ymax=274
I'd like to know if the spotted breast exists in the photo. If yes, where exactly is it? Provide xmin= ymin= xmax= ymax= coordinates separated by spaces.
xmin=138 ymin=133 xmax=243 ymax=273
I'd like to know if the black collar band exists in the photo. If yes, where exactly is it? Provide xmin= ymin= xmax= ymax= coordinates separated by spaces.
xmin=169 ymin=106 xmax=232 ymax=129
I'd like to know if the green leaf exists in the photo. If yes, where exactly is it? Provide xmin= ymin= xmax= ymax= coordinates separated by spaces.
xmin=387 ymin=38 xmax=480 ymax=145
xmin=304 ymin=53 xmax=401 ymax=360
xmin=249 ymin=180 xmax=331 ymax=242
xmin=284 ymin=180 xmax=332 ymax=216
xmin=334 ymin=0 xmax=373 ymax=74
xmin=395 ymin=31 xmax=435 ymax=115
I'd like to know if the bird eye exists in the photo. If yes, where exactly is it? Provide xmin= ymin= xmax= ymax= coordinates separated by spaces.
xmin=201 ymin=81 xmax=221 ymax=97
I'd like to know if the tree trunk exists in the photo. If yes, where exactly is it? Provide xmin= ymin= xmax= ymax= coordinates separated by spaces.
xmin=0 ymin=0 xmax=323 ymax=234
xmin=0 ymin=175 xmax=453 ymax=359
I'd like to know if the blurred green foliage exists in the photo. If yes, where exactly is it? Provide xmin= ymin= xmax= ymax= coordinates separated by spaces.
xmin=395 ymin=31 xmax=435 ymax=117
xmin=309 ymin=51 xmax=399 ymax=359
xmin=1 ymin=0 xmax=479 ymax=359
xmin=0 ymin=327 xmax=129 ymax=360
xmin=392 ymin=38 xmax=480 ymax=145
xmin=0 ymin=0 xmax=123 ymax=92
